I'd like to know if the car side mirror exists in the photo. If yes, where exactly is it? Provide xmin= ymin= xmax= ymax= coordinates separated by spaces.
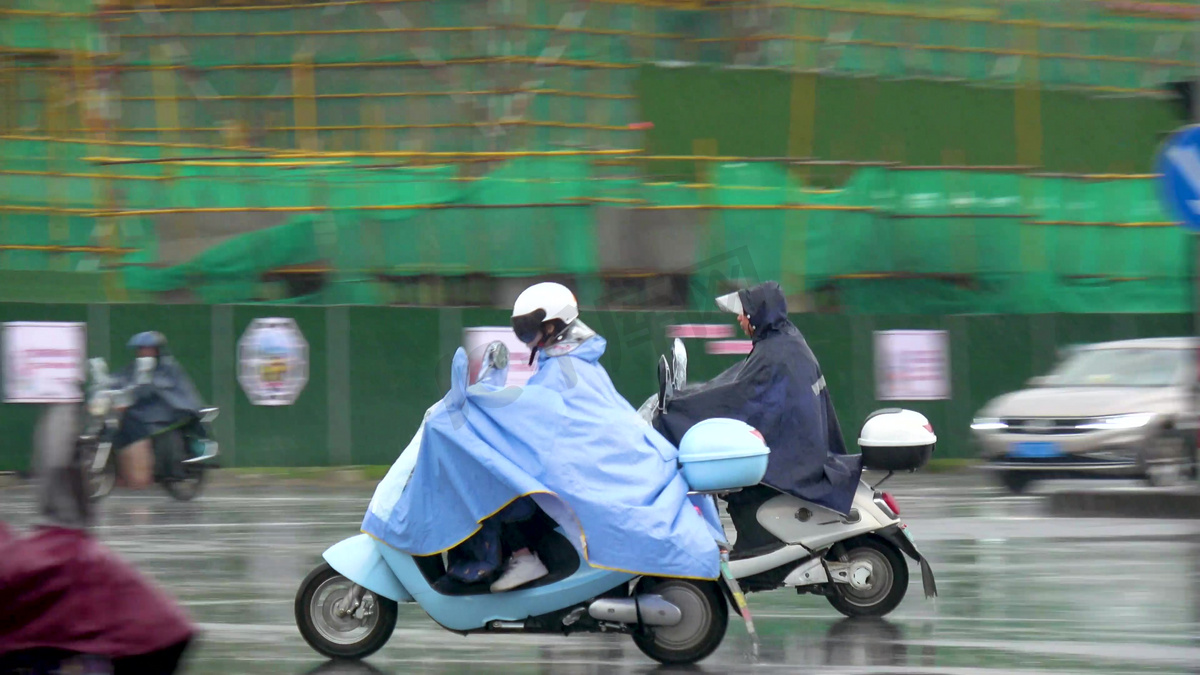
xmin=657 ymin=355 xmax=672 ymax=413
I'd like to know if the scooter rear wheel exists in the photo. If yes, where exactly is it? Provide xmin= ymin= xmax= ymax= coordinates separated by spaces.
xmin=630 ymin=579 xmax=728 ymax=665
xmin=296 ymin=563 xmax=398 ymax=660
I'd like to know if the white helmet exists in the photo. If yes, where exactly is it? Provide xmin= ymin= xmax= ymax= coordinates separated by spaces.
xmin=511 ymin=282 xmax=579 ymax=347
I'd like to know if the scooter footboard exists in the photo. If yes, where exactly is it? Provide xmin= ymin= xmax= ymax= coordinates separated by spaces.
xmin=323 ymin=534 xmax=413 ymax=603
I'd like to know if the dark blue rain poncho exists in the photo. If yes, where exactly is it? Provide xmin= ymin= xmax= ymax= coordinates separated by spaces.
xmin=362 ymin=325 xmax=723 ymax=580
xmin=114 ymin=348 xmax=204 ymax=433
xmin=654 ymin=282 xmax=863 ymax=515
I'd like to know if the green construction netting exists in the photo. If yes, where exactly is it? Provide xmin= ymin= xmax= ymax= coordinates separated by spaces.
xmin=0 ymin=0 xmax=95 ymax=53
xmin=7 ymin=0 xmax=1187 ymax=155
xmin=2 ymin=138 xmax=1190 ymax=312
xmin=97 ymin=0 xmax=1200 ymax=93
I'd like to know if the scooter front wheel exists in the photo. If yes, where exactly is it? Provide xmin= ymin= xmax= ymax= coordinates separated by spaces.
xmin=825 ymin=536 xmax=908 ymax=618
xmin=295 ymin=563 xmax=398 ymax=660
xmin=631 ymin=579 xmax=728 ymax=665
xmin=79 ymin=440 xmax=117 ymax=501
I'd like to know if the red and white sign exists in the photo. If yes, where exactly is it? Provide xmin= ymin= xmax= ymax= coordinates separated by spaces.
xmin=706 ymin=339 xmax=753 ymax=356
xmin=667 ymin=324 xmax=736 ymax=340
xmin=874 ymin=330 xmax=950 ymax=401
xmin=3 ymin=322 xmax=87 ymax=403
xmin=463 ymin=327 xmax=537 ymax=386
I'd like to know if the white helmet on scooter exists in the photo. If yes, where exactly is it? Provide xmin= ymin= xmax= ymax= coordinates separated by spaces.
xmin=511 ymin=282 xmax=579 ymax=348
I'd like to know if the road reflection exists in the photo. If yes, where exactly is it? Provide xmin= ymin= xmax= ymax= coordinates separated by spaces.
xmin=298 ymin=617 xmax=909 ymax=675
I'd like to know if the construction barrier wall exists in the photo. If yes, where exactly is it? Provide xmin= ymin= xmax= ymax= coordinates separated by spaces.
xmin=0 ymin=302 xmax=1190 ymax=472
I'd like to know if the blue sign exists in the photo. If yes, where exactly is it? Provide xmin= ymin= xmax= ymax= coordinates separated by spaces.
xmin=1157 ymin=125 xmax=1200 ymax=232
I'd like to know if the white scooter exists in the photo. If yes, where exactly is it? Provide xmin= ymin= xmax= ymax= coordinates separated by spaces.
xmin=641 ymin=340 xmax=938 ymax=618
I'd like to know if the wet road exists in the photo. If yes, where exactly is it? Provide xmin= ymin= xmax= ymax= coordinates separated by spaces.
xmin=4 ymin=473 xmax=1200 ymax=674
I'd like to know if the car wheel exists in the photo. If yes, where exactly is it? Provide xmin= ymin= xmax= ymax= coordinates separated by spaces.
xmin=997 ymin=470 xmax=1032 ymax=494
xmin=1143 ymin=433 xmax=1189 ymax=488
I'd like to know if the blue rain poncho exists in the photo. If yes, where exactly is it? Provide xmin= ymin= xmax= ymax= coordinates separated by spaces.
xmin=362 ymin=327 xmax=722 ymax=580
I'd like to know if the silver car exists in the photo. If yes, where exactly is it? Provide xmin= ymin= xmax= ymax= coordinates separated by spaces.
xmin=972 ymin=337 xmax=1197 ymax=492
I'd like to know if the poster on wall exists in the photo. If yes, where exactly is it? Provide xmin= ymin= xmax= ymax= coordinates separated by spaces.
xmin=3 ymin=322 xmax=87 ymax=403
xmin=874 ymin=330 xmax=950 ymax=401
xmin=463 ymin=327 xmax=536 ymax=386
xmin=238 ymin=318 xmax=309 ymax=406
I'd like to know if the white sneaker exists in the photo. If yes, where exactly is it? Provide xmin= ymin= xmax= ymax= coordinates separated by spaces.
xmin=490 ymin=552 xmax=549 ymax=593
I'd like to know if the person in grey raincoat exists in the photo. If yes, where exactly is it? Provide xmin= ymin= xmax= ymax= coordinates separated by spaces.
xmin=112 ymin=332 xmax=205 ymax=484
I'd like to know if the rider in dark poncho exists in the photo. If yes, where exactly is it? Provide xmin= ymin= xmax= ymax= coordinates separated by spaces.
xmin=114 ymin=332 xmax=205 ymax=482
xmin=654 ymin=281 xmax=863 ymax=556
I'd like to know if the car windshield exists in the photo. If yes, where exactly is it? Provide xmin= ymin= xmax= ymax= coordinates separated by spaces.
xmin=1044 ymin=348 xmax=1189 ymax=387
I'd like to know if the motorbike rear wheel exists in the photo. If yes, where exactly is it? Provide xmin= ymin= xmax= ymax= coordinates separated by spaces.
xmin=630 ymin=579 xmax=728 ymax=665
xmin=157 ymin=431 xmax=206 ymax=502
xmin=296 ymin=563 xmax=398 ymax=660
xmin=825 ymin=536 xmax=908 ymax=618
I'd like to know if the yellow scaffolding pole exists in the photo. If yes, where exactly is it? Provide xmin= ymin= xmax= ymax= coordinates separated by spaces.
xmin=46 ymin=66 xmax=70 ymax=272
xmin=117 ymin=89 xmax=638 ymax=102
xmin=292 ymin=53 xmax=318 ymax=152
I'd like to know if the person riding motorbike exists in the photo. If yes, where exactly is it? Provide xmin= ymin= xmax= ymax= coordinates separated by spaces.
xmin=111 ymin=332 xmax=205 ymax=488
xmin=654 ymin=281 xmax=863 ymax=557
xmin=0 ymin=402 xmax=195 ymax=674
xmin=441 ymin=283 xmax=603 ymax=592
xmin=362 ymin=282 xmax=723 ymax=593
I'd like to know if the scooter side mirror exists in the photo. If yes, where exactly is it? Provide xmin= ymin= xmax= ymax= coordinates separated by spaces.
xmin=88 ymin=358 xmax=109 ymax=384
xmin=484 ymin=341 xmax=509 ymax=371
xmin=657 ymin=355 xmax=672 ymax=413
xmin=671 ymin=338 xmax=687 ymax=390
xmin=477 ymin=340 xmax=510 ymax=384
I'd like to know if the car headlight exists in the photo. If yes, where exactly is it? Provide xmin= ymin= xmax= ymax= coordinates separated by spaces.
xmin=88 ymin=393 xmax=111 ymax=418
xmin=971 ymin=417 xmax=1008 ymax=431
xmin=1078 ymin=413 xmax=1156 ymax=431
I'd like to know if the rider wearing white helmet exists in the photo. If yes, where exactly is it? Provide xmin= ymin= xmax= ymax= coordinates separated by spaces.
xmin=510 ymin=281 xmax=585 ymax=364
xmin=383 ymin=279 xmax=724 ymax=594
xmin=447 ymin=282 xmax=591 ymax=593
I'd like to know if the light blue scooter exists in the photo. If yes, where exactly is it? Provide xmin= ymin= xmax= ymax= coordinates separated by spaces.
xmin=294 ymin=342 xmax=769 ymax=666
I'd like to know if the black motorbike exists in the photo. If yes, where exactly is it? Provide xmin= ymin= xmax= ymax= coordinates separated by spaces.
xmin=78 ymin=357 xmax=220 ymax=502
